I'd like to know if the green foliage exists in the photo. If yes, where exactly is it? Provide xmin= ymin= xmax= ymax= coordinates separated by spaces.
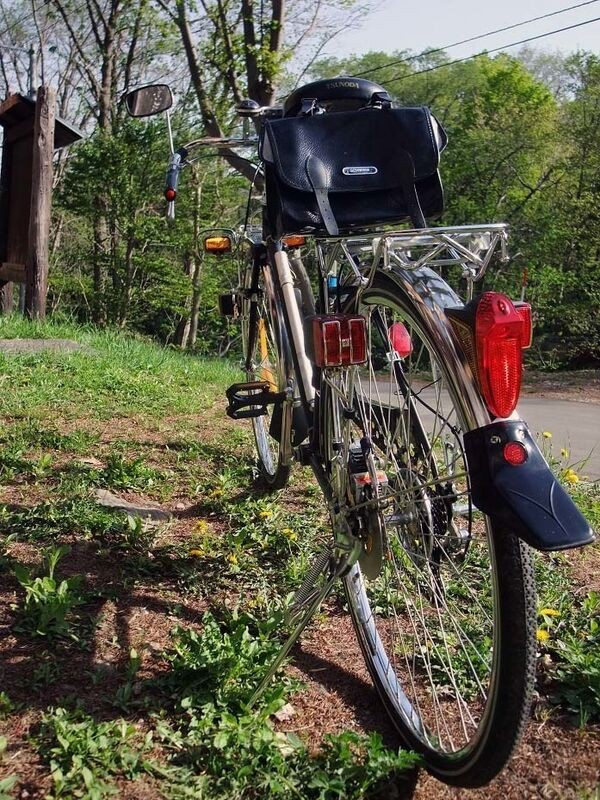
xmin=13 ymin=546 xmax=84 ymax=639
xmin=0 ymin=776 xmax=18 ymax=800
xmin=0 ymin=499 xmax=130 ymax=543
xmin=538 ymin=592 xmax=600 ymax=724
xmin=96 ymin=453 xmax=163 ymax=491
xmin=158 ymin=712 xmax=420 ymax=800
xmin=162 ymin=607 xmax=293 ymax=712
xmin=36 ymin=708 xmax=152 ymax=799
xmin=155 ymin=607 xmax=420 ymax=799
xmin=0 ymin=692 xmax=14 ymax=719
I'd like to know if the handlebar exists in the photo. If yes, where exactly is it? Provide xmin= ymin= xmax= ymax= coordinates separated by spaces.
xmin=163 ymin=105 xmax=272 ymax=219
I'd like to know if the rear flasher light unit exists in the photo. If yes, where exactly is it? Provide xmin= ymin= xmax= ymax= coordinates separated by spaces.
xmin=203 ymin=235 xmax=232 ymax=254
xmin=305 ymin=314 xmax=368 ymax=367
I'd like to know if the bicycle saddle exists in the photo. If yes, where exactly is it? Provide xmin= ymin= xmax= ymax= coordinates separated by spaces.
xmin=282 ymin=76 xmax=391 ymax=117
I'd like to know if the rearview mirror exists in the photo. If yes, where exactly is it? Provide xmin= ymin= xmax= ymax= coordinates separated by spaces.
xmin=124 ymin=84 xmax=173 ymax=117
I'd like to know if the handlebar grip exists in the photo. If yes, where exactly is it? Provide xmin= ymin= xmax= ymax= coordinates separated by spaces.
xmin=165 ymin=151 xmax=182 ymax=202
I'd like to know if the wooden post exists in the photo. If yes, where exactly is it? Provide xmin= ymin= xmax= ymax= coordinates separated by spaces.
xmin=25 ymin=85 xmax=55 ymax=320
xmin=0 ymin=283 xmax=14 ymax=314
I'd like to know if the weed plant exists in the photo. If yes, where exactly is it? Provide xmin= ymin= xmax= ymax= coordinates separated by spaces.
xmin=13 ymin=546 xmax=84 ymax=639
xmin=36 ymin=708 xmax=152 ymax=799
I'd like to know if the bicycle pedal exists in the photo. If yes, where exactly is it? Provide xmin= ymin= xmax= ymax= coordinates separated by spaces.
xmin=225 ymin=381 xmax=285 ymax=420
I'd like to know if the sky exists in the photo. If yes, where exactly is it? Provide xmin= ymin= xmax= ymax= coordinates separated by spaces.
xmin=327 ymin=0 xmax=600 ymax=60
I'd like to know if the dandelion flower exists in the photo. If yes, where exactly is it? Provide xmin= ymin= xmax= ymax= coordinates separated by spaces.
xmin=259 ymin=510 xmax=273 ymax=520
xmin=564 ymin=469 xmax=580 ymax=484
xmin=536 ymin=628 xmax=550 ymax=643
xmin=188 ymin=548 xmax=204 ymax=557
xmin=209 ymin=488 xmax=224 ymax=499
xmin=542 ymin=431 xmax=552 ymax=439
xmin=195 ymin=520 xmax=210 ymax=534
xmin=539 ymin=608 xmax=560 ymax=617
xmin=281 ymin=527 xmax=297 ymax=541
xmin=226 ymin=552 xmax=238 ymax=565
xmin=560 ymin=448 xmax=569 ymax=459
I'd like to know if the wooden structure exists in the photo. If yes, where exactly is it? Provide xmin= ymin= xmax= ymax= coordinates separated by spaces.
xmin=0 ymin=89 xmax=82 ymax=318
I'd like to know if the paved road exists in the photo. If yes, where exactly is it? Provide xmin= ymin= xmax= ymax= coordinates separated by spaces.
xmin=518 ymin=397 xmax=600 ymax=479
xmin=364 ymin=380 xmax=600 ymax=480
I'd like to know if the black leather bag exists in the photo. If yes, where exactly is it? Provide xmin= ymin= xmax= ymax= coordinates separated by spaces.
xmin=261 ymin=107 xmax=447 ymax=238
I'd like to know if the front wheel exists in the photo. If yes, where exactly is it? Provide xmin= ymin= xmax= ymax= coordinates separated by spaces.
xmin=241 ymin=260 xmax=293 ymax=490
xmin=336 ymin=273 xmax=536 ymax=786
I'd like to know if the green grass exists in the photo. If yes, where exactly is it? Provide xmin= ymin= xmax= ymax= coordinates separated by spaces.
xmin=0 ymin=315 xmax=238 ymax=420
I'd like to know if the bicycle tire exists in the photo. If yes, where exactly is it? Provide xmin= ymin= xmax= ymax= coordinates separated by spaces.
xmin=330 ymin=271 xmax=537 ymax=786
xmin=241 ymin=259 xmax=293 ymax=490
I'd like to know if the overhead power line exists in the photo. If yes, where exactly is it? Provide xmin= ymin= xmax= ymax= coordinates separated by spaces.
xmin=382 ymin=13 xmax=600 ymax=87
xmin=0 ymin=1 xmax=46 ymax=40
xmin=352 ymin=0 xmax=600 ymax=79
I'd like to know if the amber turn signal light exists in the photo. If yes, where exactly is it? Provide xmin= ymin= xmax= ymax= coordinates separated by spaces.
xmin=282 ymin=234 xmax=306 ymax=248
xmin=203 ymin=236 xmax=232 ymax=254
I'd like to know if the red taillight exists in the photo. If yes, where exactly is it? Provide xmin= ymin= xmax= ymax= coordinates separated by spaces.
xmin=165 ymin=188 xmax=177 ymax=202
xmin=389 ymin=322 xmax=412 ymax=358
xmin=503 ymin=441 xmax=528 ymax=465
xmin=306 ymin=315 xmax=367 ymax=367
xmin=475 ymin=292 xmax=531 ymax=419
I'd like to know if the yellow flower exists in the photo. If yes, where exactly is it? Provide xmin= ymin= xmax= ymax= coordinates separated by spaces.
xmin=281 ymin=528 xmax=297 ymax=541
xmin=539 ymin=608 xmax=560 ymax=617
xmin=542 ymin=431 xmax=552 ymax=439
xmin=195 ymin=520 xmax=210 ymax=534
xmin=536 ymin=628 xmax=550 ymax=643
xmin=560 ymin=448 xmax=569 ymax=459
xmin=564 ymin=469 xmax=580 ymax=485
xmin=188 ymin=548 xmax=204 ymax=557
xmin=226 ymin=553 xmax=238 ymax=565
xmin=258 ymin=510 xmax=273 ymax=520
xmin=208 ymin=488 xmax=224 ymax=499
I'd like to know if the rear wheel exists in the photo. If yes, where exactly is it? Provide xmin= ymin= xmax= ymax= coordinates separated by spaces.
xmin=241 ymin=262 xmax=293 ymax=489
xmin=333 ymin=274 xmax=536 ymax=786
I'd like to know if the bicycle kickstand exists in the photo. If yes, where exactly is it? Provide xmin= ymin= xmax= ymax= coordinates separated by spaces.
xmin=247 ymin=548 xmax=339 ymax=709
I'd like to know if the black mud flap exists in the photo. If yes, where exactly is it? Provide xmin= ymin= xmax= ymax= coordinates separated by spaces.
xmin=464 ymin=420 xmax=595 ymax=552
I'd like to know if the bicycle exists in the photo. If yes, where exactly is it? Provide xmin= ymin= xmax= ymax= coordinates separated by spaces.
xmin=125 ymin=77 xmax=595 ymax=787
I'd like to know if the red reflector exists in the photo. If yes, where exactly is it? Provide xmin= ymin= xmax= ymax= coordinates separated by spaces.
xmin=476 ymin=292 xmax=526 ymax=419
xmin=514 ymin=302 xmax=533 ymax=349
xmin=389 ymin=322 xmax=412 ymax=358
xmin=503 ymin=441 xmax=528 ymax=465
xmin=307 ymin=315 xmax=368 ymax=367
xmin=165 ymin=188 xmax=177 ymax=202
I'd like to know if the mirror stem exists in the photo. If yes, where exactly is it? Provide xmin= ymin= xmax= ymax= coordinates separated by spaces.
xmin=166 ymin=109 xmax=175 ymax=155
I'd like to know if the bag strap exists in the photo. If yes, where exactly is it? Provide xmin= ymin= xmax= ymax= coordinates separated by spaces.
xmin=395 ymin=149 xmax=427 ymax=229
xmin=305 ymin=148 xmax=426 ymax=235
xmin=306 ymin=155 xmax=339 ymax=236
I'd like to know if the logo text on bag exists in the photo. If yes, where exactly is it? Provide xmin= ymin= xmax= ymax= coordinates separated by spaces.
xmin=342 ymin=166 xmax=378 ymax=176
xmin=325 ymin=81 xmax=360 ymax=90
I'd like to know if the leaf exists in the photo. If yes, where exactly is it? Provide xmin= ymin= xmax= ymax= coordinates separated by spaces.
xmin=213 ymin=731 xmax=229 ymax=749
